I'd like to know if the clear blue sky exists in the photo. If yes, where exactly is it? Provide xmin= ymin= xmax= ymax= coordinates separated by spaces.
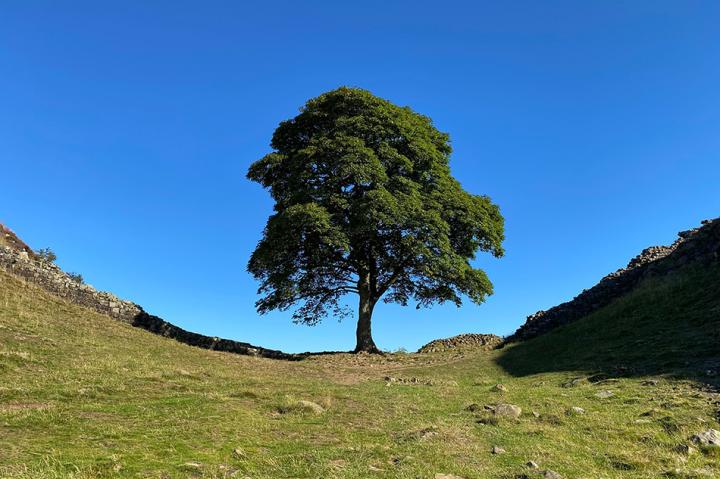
xmin=2 ymin=1 xmax=718 ymax=352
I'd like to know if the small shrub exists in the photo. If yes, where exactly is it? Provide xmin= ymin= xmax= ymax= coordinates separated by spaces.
xmin=35 ymin=247 xmax=57 ymax=264
xmin=67 ymin=272 xmax=84 ymax=284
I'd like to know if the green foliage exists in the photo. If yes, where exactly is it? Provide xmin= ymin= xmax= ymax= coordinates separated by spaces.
xmin=34 ymin=247 xmax=57 ymax=264
xmin=67 ymin=272 xmax=84 ymax=284
xmin=247 ymin=87 xmax=504 ymax=338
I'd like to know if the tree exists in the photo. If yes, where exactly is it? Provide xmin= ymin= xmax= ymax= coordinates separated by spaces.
xmin=247 ymin=87 xmax=504 ymax=353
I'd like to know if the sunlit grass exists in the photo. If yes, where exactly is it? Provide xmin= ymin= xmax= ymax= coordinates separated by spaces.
xmin=1 ymin=266 xmax=718 ymax=478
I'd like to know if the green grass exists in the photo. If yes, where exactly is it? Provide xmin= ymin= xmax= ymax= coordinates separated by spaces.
xmin=1 ymin=265 xmax=719 ymax=478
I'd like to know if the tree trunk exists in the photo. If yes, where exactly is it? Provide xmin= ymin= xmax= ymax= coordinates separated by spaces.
xmin=355 ymin=274 xmax=380 ymax=353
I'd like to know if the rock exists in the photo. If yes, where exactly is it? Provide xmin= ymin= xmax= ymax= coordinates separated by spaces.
xmin=491 ymin=383 xmax=508 ymax=392
xmin=532 ymin=411 xmax=541 ymax=418
xmin=674 ymin=444 xmax=697 ymax=455
xmin=595 ymin=390 xmax=615 ymax=399
xmin=642 ymin=379 xmax=659 ymax=386
xmin=567 ymin=406 xmax=586 ymax=415
xmin=434 ymin=474 xmax=466 ymax=479
xmin=296 ymin=400 xmax=325 ymax=414
xmin=416 ymin=428 xmax=438 ymax=440
xmin=562 ymin=377 xmax=587 ymax=388
xmin=690 ymin=429 xmax=720 ymax=446
xmin=465 ymin=403 xmax=481 ymax=412
xmin=493 ymin=403 xmax=522 ymax=418
xmin=491 ymin=446 xmax=506 ymax=454
xmin=526 ymin=461 xmax=539 ymax=468
xmin=543 ymin=470 xmax=562 ymax=479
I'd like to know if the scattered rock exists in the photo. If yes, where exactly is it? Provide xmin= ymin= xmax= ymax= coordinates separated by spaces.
xmin=465 ymin=403 xmax=481 ymax=412
xmin=562 ymin=377 xmax=587 ymax=388
xmin=526 ymin=461 xmax=539 ymax=468
xmin=493 ymin=403 xmax=522 ymax=419
xmin=595 ymin=390 xmax=615 ymax=399
xmin=491 ymin=383 xmax=508 ymax=392
xmin=385 ymin=376 xmax=456 ymax=386
xmin=690 ymin=429 xmax=720 ymax=447
xmin=532 ymin=411 xmax=541 ymax=418
xmin=434 ymin=474 xmax=466 ymax=479
xmin=491 ymin=446 xmax=506 ymax=454
xmin=674 ymin=444 xmax=697 ymax=455
xmin=567 ymin=406 xmax=586 ymax=415
xmin=416 ymin=428 xmax=438 ymax=440
xmin=543 ymin=470 xmax=562 ymax=479
xmin=642 ymin=379 xmax=659 ymax=386
xmin=232 ymin=448 xmax=246 ymax=458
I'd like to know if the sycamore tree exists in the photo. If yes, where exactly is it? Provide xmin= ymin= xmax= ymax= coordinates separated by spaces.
xmin=247 ymin=87 xmax=504 ymax=353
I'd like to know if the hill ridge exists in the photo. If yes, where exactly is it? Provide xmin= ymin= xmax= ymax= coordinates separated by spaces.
xmin=0 ymin=223 xmax=299 ymax=360
xmin=508 ymin=217 xmax=720 ymax=342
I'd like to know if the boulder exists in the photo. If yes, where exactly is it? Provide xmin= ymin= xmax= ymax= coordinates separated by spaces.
xmin=690 ymin=429 xmax=719 ymax=447
xmin=493 ymin=403 xmax=522 ymax=419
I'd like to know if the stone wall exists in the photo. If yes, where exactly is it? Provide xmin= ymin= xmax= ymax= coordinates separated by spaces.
xmin=418 ymin=333 xmax=503 ymax=353
xmin=506 ymin=218 xmax=720 ymax=343
xmin=0 ymin=224 xmax=298 ymax=360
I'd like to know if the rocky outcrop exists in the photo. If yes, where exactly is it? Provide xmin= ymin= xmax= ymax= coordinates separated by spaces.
xmin=418 ymin=333 xmax=503 ymax=353
xmin=507 ymin=218 xmax=720 ymax=343
xmin=0 ymin=224 xmax=299 ymax=360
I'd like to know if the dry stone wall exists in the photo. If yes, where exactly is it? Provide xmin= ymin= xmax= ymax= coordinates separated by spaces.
xmin=0 ymin=224 xmax=297 ymax=360
xmin=507 ymin=218 xmax=720 ymax=343
xmin=418 ymin=333 xmax=503 ymax=353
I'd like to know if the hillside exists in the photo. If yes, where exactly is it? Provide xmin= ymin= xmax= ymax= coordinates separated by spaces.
xmin=1 ymin=261 xmax=719 ymax=478
xmin=508 ymin=218 xmax=720 ymax=343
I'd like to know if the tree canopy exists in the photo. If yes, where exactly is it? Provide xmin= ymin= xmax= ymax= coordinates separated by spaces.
xmin=247 ymin=87 xmax=504 ymax=352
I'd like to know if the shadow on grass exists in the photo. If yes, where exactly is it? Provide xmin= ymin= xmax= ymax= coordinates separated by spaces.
xmin=496 ymin=263 xmax=720 ymax=387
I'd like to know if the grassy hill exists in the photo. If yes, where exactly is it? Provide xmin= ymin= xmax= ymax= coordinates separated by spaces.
xmin=1 ymin=263 xmax=719 ymax=479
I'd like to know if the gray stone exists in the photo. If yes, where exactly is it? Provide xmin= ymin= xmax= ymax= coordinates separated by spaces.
xmin=493 ymin=403 xmax=522 ymax=419
xmin=690 ymin=429 xmax=720 ymax=447
xmin=491 ymin=446 xmax=506 ymax=454
xmin=674 ymin=444 xmax=697 ymax=455
xmin=491 ymin=383 xmax=508 ymax=392
xmin=543 ymin=470 xmax=562 ymax=479
xmin=595 ymin=390 xmax=614 ymax=399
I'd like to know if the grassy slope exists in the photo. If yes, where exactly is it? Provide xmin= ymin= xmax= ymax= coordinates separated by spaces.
xmin=499 ymin=264 xmax=720 ymax=383
xmin=1 ymin=267 xmax=719 ymax=479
